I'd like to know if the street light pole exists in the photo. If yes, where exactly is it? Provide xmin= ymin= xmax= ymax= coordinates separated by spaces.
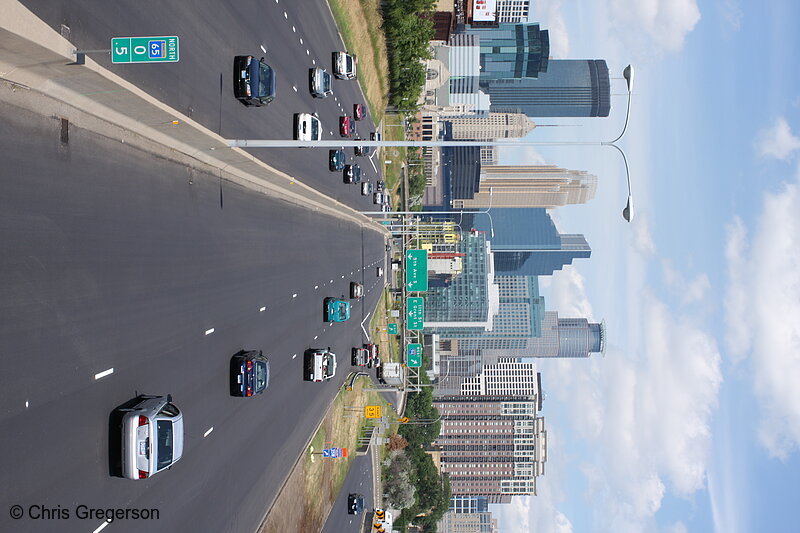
xmin=227 ymin=66 xmax=636 ymax=221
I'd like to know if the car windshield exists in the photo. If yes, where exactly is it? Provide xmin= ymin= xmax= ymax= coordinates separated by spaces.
xmin=156 ymin=420 xmax=174 ymax=470
xmin=323 ymin=354 xmax=334 ymax=377
xmin=310 ymin=119 xmax=319 ymax=139
xmin=338 ymin=302 xmax=349 ymax=320
xmin=256 ymin=361 xmax=268 ymax=390
xmin=258 ymin=63 xmax=273 ymax=97
xmin=322 ymin=72 xmax=331 ymax=92
xmin=346 ymin=56 xmax=353 ymax=71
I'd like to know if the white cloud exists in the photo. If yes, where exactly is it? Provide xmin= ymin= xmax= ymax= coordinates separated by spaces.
xmin=631 ymin=214 xmax=657 ymax=256
xmin=547 ymin=265 xmax=595 ymax=319
xmin=530 ymin=0 xmax=570 ymax=57
xmin=662 ymin=260 xmax=711 ymax=305
xmin=540 ymin=291 xmax=721 ymax=532
xmin=719 ymin=0 xmax=743 ymax=31
xmin=724 ymin=168 xmax=800 ymax=458
xmin=666 ymin=522 xmax=688 ymax=533
xmin=723 ymin=217 xmax=750 ymax=361
xmin=498 ymin=144 xmax=548 ymax=166
xmin=609 ymin=0 xmax=701 ymax=52
xmin=755 ymin=117 xmax=800 ymax=160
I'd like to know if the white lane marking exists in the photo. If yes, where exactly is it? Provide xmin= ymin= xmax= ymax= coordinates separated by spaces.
xmin=361 ymin=312 xmax=372 ymax=341
xmin=293 ymin=293 xmax=298 ymax=298
xmin=314 ymin=336 xmax=318 ymax=340
xmin=94 ymin=368 xmax=114 ymax=380
xmin=284 ymin=11 xmax=288 ymax=18
xmin=25 ymin=400 xmax=29 ymax=408
xmin=204 ymin=427 xmax=214 ymax=438
xmin=330 ymin=279 xmax=334 ymax=283
xmin=312 ymin=59 xmax=316 ymax=65
xmin=292 ymin=353 xmax=297 ymax=359
xmin=351 ymin=272 xmax=354 ymax=275
xmin=292 ymin=25 xmax=296 ymax=32
xmin=260 ymin=44 xmax=267 ymax=53
xmin=260 ymin=306 xmax=266 ymax=312
xmin=314 ymin=285 xmax=319 ymax=290
xmin=205 ymin=328 xmax=215 ymax=335
xmin=299 ymin=38 xmax=303 ymax=44
xmin=292 ymin=85 xmax=297 ymax=92
xmin=341 ymin=275 xmax=345 ymax=278
xmin=93 ymin=520 xmax=112 ymax=533
xmin=306 ymin=49 xmax=310 ymax=55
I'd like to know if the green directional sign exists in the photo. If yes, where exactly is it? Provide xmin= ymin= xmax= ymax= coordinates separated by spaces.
xmin=388 ymin=323 xmax=399 ymax=335
xmin=407 ymin=297 xmax=424 ymax=330
xmin=407 ymin=343 xmax=423 ymax=367
xmin=112 ymin=36 xmax=179 ymax=64
xmin=405 ymin=249 xmax=428 ymax=291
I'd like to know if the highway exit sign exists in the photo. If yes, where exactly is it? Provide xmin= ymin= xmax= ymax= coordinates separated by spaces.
xmin=112 ymin=36 xmax=179 ymax=63
xmin=405 ymin=249 xmax=428 ymax=291
xmin=407 ymin=343 xmax=422 ymax=367
xmin=407 ymin=297 xmax=424 ymax=330
xmin=388 ymin=323 xmax=398 ymax=335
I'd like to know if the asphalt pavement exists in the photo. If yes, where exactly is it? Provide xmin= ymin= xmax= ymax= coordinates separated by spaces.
xmin=0 ymin=89 xmax=384 ymax=533
xmin=20 ymin=0 xmax=382 ymax=209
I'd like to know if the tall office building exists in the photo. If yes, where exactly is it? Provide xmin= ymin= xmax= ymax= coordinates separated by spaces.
xmin=435 ymin=392 xmax=547 ymax=497
xmin=480 ymin=146 xmax=498 ymax=165
xmin=496 ymin=0 xmax=531 ymax=23
xmin=453 ymin=165 xmax=597 ymax=209
xmin=466 ymin=209 xmax=591 ymax=276
xmin=423 ymin=231 xmax=500 ymax=328
xmin=488 ymin=59 xmax=611 ymax=117
xmin=437 ymin=511 xmax=499 ymax=533
xmin=461 ymin=24 xmax=550 ymax=82
xmin=483 ymin=312 xmax=606 ymax=359
xmin=448 ymin=113 xmax=536 ymax=140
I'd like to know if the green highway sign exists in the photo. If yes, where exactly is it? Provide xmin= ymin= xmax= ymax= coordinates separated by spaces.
xmin=405 ymin=249 xmax=428 ymax=291
xmin=388 ymin=323 xmax=399 ymax=335
xmin=112 ymin=36 xmax=179 ymax=64
xmin=407 ymin=297 xmax=424 ymax=330
xmin=407 ymin=343 xmax=422 ymax=367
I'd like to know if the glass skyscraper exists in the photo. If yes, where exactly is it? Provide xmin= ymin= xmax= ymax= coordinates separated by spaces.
xmin=461 ymin=23 xmax=550 ymax=82
xmin=466 ymin=209 xmax=592 ymax=276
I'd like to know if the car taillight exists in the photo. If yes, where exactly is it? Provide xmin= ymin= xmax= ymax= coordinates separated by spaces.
xmin=138 ymin=470 xmax=149 ymax=479
xmin=246 ymin=387 xmax=253 ymax=397
xmin=138 ymin=416 xmax=149 ymax=427
xmin=246 ymin=360 xmax=253 ymax=371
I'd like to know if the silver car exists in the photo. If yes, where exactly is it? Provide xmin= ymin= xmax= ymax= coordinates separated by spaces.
xmin=119 ymin=395 xmax=184 ymax=480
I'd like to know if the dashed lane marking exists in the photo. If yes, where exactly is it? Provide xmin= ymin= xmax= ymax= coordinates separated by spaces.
xmin=94 ymin=368 xmax=114 ymax=380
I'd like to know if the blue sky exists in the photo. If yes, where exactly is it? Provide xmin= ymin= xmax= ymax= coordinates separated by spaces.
xmin=490 ymin=1 xmax=800 ymax=532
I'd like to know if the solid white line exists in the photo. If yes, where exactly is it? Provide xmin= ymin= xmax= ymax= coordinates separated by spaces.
xmin=260 ymin=44 xmax=267 ymax=53
xmin=204 ymin=427 xmax=214 ymax=438
xmin=93 ymin=520 xmax=112 ymax=533
xmin=260 ymin=306 xmax=266 ymax=312
xmin=205 ymin=328 xmax=215 ymax=335
xmin=94 ymin=368 xmax=114 ymax=380
xmin=361 ymin=312 xmax=372 ymax=341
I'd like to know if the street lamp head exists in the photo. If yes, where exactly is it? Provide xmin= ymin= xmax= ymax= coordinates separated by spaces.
xmin=622 ymin=195 xmax=634 ymax=222
xmin=623 ymin=65 xmax=634 ymax=93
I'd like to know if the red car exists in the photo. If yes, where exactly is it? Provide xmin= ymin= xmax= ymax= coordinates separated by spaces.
xmin=353 ymin=103 xmax=365 ymax=121
xmin=339 ymin=116 xmax=356 ymax=138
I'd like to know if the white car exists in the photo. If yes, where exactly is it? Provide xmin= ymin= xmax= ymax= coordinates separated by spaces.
xmin=294 ymin=113 xmax=321 ymax=141
xmin=332 ymin=51 xmax=357 ymax=80
xmin=119 ymin=395 xmax=184 ymax=480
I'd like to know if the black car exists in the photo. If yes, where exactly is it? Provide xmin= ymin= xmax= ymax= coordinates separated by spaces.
xmin=329 ymin=149 xmax=346 ymax=171
xmin=348 ymin=493 xmax=365 ymax=515
xmin=354 ymin=140 xmax=372 ymax=157
xmin=233 ymin=56 xmax=276 ymax=106
xmin=343 ymin=164 xmax=362 ymax=184
xmin=230 ymin=350 xmax=270 ymax=397
xmin=376 ymin=180 xmax=386 ymax=192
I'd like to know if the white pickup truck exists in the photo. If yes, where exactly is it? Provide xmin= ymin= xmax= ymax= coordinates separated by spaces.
xmin=332 ymin=51 xmax=357 ymax=80
xmin=304 ymin=348 xmax=337 ymax=382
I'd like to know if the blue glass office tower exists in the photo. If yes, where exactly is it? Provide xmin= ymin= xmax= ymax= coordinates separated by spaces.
xmin=465 ymin=209 xmax=591 ymax=276
xmin=487 ymin=59 xmax=611 ymax=117
xmin=460 ymin=23 xmax=549 ymax=81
